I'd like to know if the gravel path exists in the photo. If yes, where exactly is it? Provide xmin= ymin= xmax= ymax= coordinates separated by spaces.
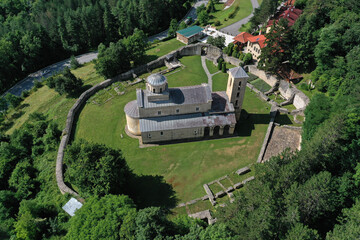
xmin=201 ymin=56 xmax=213 ymax=89
xmin=220 ymin=0 xmax=260 ymax=36
xmin=201 ymin=56 xmax=221 ymax=91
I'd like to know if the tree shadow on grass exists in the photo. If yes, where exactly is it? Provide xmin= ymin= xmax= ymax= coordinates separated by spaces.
xmin=66 ymin=84 xmax=93 ymax=99
xmin=145 ymin=55 xmax=159 ymax=63
xmin=127 ymin=174 xmax=178 ymax=209
xmin=235 ymin=110 xmax=271 ymax=137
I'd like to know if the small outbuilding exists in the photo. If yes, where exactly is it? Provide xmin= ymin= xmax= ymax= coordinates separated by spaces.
xmin=176 ymin=25 xmax=204 ymax=44
xmin=62 ymin=198 xmax=83 ymax=217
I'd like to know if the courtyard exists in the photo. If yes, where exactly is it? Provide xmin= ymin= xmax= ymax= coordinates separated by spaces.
xmin=74 ymin=55 xmax=271 ymax=202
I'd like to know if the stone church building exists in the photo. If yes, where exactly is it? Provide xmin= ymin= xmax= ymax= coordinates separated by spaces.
xmin=124 ymin=67 xmax=249 ymax=143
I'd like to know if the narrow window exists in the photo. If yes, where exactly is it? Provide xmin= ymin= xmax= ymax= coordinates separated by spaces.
xmin=194 ymin=130 xmax=198 ymax=135
xmin=158 ymin=111 xmax=161 ymax=115
xmin=239 ymin=81 xmax=241 ymax=87
xmin=176 ymin=109 xmax=180 ymax=113
xmin=196 ymin=107 xmax=200 ymax=111
xmin=160 ymin=88 xmax=162 ymax=93
xmin=235 ymin=100 xmax=238 ymax=106
xmin=236 ymin=92 xmax=240 ymax=97
xmin=148 ymin=133 xmax=151 ymax=138
xmin=160 ymin=131 xmax=163 ymax=136
xmin=153 ymin=89 xmax=155 ymax=93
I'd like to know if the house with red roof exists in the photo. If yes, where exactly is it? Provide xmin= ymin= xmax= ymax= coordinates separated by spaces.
xmin=266 ymin=6 xmax=302 ymax=33
xmin=244 ymin=35 xmax=266 ymax=61
xmin=233 ymin=32 xmax=253 ymax=50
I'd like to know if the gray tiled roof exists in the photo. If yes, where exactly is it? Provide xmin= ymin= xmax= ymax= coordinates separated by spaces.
xmin=124 ymin=100 xmax=140 ymax=118
xmin=139 ymin=84 xmax=212 ymax=109
xmin=229 ymin=67 xmax=249 ymax=79
xmin=139 ymin=113 xmax=236 ymax=132
xmin=147 ymin=74 xmax=167 ymax=86
xmin=210 ymin=91 xmax=234 ymax=113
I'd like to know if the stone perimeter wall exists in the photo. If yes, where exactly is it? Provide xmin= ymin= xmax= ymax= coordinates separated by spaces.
xmin=56 ymin=43 xmax=234 ymax=196
xmin=248 ymin=65 xmax=310 ymax=109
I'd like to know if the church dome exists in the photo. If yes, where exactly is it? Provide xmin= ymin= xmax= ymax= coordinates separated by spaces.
xmin=147 ymin=73 xmax=167 ymax=86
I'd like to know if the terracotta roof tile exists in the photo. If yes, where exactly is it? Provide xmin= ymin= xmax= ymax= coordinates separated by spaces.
xmin=234 ymin=32 xmax=253 ymax=44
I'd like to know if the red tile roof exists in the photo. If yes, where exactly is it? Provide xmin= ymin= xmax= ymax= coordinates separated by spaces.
xmin=247 ymin=35 xmax=267 ymax=48
xmin=285 ymin=0 xmax=296 ymax=6
xmin=233 ymin=32 xmax=254 ymax=44
xmin=267 ymin=6 xmax=302 ymax=27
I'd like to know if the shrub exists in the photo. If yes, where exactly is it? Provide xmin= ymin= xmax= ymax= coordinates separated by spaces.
xmin=214 ymin=20 xmax=221 ymax=26
xmin=222 ymin=62 xmax=227 ymax=73
xmin=34 ymin=80 xmax=42 ymax=89
xmin=21 ymin=90 xmax=30 ymax=98
xmin=70 ymin=55 xmax=81 ymax=69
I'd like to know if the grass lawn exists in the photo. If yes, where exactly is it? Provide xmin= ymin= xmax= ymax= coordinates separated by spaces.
xmin=251 ymin=78 xmax=271 ymax=92
xmin=205 ymin=59 xmax=219 ymax=74
xmin=209 ymin=0 xmax=253 ymax=29
xmin=164 ymin=56 xmax=208 ymax=87
xmin=146 ymin=38 xmax=185 ymax=62
xmin=219 ymin=178 xmax=233 ymax=189
xmin=209 ymin=183 xmax=224 ymax=194
xmin=294 ymin=73 xmax=318 ymax=100
xmin=74 ymin=73 xmax=271 ymax=202
xmin=4 ymin=63 xmax=104 ymax=134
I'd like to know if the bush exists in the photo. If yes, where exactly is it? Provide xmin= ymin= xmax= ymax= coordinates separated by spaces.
xmin=70 ymin=55 xmax=81 ymax=69
xmin=5 ymin=93 xmax=22 ymax=109
xmin=34 ymin=80 xmax=42 ymax=89
xmin=46 ymin=68 xmax=83 ymax=95
xmin=243 ymin=53 xmax=252 ymax=65
xmin=214 ymin=20 xmax=221 ymax=26
xmin=222 ymin=62 xmax=227 ymax=73
xmin=21 ymin=90 xmax=30 ymax=98
xmin=218 ymin=58 xmax=224 ymax=70
xmin=238 ymin=52 xmax=244 ymax=60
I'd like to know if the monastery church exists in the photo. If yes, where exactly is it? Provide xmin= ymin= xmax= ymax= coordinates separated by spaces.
xmin=124 ymin=66 xmax=249 ymax=144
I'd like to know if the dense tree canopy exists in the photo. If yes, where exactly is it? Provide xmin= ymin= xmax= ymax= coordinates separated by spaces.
xmin=0 ymin=0 xmax=189 ymax=93
xmin=64 ymin=139 xmax=132 ymax=197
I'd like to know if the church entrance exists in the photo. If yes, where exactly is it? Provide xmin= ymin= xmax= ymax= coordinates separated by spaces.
xmin=224 ymin=125 xmax=230 ymax=135
xmin=204 ymin=127 xmax=210 ymax=137
xmin=213 ymin=126 xmax=220 ymax=136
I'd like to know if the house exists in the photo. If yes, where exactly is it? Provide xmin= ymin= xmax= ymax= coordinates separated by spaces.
xmin=266 ymin=6 xmax=302 ymax=33
xmin=233 ymin=32 xmax=254 ymax=50
xmin=124 ymin=67 xmax=249 ymax=144
xmin=176 ymin=25 xmax=204 ymax=44
xmin=244 ymin=35 xmax=266 ymax=61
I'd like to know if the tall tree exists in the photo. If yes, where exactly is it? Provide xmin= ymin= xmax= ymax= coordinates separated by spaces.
xmin=103 ymin=0 xmax=119 ymax=44
xmin=258 ymin=18 xmax=291 ymax=74
xmin=168 ymin=18 xmax=178 ymax=38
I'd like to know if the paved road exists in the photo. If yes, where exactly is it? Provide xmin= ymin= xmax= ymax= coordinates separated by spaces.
xmin=148 ymin=0 xmax=209 ymax=42
xmin=220 ymin=0 xmax=260 ymax=36
xmin=4 ymin=52 xmax=98 ymax=97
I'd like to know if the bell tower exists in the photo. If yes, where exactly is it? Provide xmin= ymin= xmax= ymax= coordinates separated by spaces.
xmin=226 ymin=67 xmax=249 ymax=121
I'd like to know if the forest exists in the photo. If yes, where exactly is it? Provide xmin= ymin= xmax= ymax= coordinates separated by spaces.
xmin=0 ymin=0 xmax=189 ymax=93
xmin=0 ymin=0 xmax=360 ymax=239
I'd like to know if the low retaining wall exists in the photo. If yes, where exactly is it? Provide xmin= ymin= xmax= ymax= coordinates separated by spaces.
xmin=248 ymin=65 xmax=279 ymax=87
xmin=247 ymin=66 xmax=310 ymax=109
xmin=257 ymin=106 xmax=278 ymax=163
